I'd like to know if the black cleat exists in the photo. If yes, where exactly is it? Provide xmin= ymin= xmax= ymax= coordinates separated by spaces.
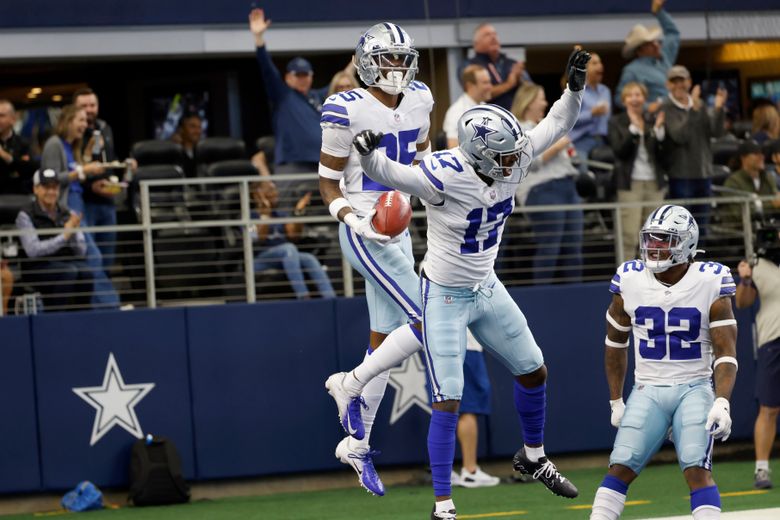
xmin=431 ymin=505 xmax=457 ymax=519
xmin=512 ymin=448 xmax=579 ymax=498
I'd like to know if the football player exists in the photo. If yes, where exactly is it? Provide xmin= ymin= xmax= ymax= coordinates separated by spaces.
xmin=318 ymin=22 xmax=433 ymax=496
xmin=350 ymin=49 xmax=591 ymax=519
xmin=590 ymin=205 xmax=738 ymax=520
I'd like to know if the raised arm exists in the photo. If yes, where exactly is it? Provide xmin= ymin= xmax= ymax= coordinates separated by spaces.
xmin=354 ymin=130 xmax=443 ymax=205
xmin=526 ymin=49 xmax=589 ymax=158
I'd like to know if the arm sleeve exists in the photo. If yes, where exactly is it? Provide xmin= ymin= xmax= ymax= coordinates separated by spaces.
xmin=255 ymin=46 xmax=288 ymax=105
xmin=15 ymin=211 xmax=68 ymax=258
xmin=40 ymin=138 xmax=70 ymax=185
xmin=359 ymin=152 xmax=443 ymax=204
xmin=320 ymin=126 xmax=353 ymax=159
xmin=527 ymin=88 xmax=583 ymax=159
xmin=657 ymin=10 xmax=681 ymax=67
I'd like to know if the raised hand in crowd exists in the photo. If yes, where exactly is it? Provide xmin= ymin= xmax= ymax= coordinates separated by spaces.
xmin=714 ymin=87 xmax=728 ymax=110
xmin=294 ymin=191 xmax=312 ymax=216
xmin=510 ymin=61 xmax=526 ymax=86
xmin=691 ymin=84 xmax=703 ymax=111
xmin=628 ymin=106 xmax=645 ymax=131
xmin=654 ymin=109 xmax=665 ymax=129
xmin=249 ymin=8 xmax=272 ymax=47
xmin=651 ymin=0 xmax=666 ymax=15
xmin=63 ymin=211 xmax=81 ymax=240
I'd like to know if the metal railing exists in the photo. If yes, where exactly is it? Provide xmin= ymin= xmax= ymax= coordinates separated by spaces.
xmin=0 ymin=171 xmax=773 ymax=315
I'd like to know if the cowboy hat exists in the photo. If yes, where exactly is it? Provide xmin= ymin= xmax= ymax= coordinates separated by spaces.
xmin=622 ymin=24 xmax=663 ymax=59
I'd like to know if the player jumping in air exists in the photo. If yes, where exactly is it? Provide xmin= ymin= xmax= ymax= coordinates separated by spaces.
xmin=350 ymin=49 xmax=591 ymax=519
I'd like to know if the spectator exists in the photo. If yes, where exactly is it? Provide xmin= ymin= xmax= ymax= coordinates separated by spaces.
xmin=1 ymin=260 xmax=12 ymax=315
xmin=73 ymin=88 xmax=126 ymax=269
xmin=15 ymin=169 xmax=93 ymax=311
xmin=251 ymin=180 xmax=335 ymax=299
xmin=249 ymin=7 xmax=328 ymax=175
xmin=736 ymin=236 xmax=780 ymax=490
xmin=751 ymin=104 xmax=780 ymax=144
xmin=40 ymin=105 xmax=120 ymax=309
xmin=171 ymin=113 xmax=203 ymax=178
xmin=0 ymin=99 xmax=35 ymax=195
xmin=512 ymin=84 xmax=583 ymax=283
xmin=719 ymin=140 xmax=780 ymax=227
xmin=570 ymin=53 xmax=611 ymax=173
xmin=608 ymin=82 xmax=667 ymax=261
xmin=615 ymin=0 xmax=680 ymax=112
xmin=767 ymin=139 xmax=780 ymax=186
xmin=327 ymin=70 xmax=359 ymax=97
xmin=465 ymin=23 xmax=532 ymax=111
xmin=660 ymin=65 xmax=727 ymax=233
xmin=443 ymin=65 xmax=493 ymax=148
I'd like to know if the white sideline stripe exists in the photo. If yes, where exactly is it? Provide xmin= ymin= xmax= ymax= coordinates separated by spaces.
xmin=638 ymin=507 xmax=780 ymax=520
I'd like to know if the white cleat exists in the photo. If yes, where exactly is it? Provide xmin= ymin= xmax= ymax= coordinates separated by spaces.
xmin=335 ymin=437 xmax=385 ymax=496
xmin=458 ymin=466 xmax=500 ymax=488
xmin=325 ymin=372 xmax=366 ymax=440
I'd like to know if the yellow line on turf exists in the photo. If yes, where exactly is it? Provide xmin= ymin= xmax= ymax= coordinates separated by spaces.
xmin=459 ymin=511 xmax=528 ymax=518
xmin=567 ymin=500 xmax=651 ymax=510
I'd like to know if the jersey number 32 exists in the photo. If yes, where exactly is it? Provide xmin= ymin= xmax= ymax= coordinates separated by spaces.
xmin=635 ymin=306 xmax=702 ymax=360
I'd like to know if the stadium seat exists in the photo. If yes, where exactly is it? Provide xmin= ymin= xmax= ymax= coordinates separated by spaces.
xmin=0 ymin=194 xmax=34 ymax=226
xmin=731 ymin=120 xmax=752 ymax=140
xmin=195 ymin=137 xmax=246 ymax=166
xmin=129 ymin=165 xmax=186 ymax=223
xmin=711 ymin=164 xmax=731 ymax=186
xmin=206 ymin=159 xmax=258 ymax=178
xmin=712 ymin=138 xmax=740 ymax=167
xmin=131 ymin=140 xmax=186 ymax=167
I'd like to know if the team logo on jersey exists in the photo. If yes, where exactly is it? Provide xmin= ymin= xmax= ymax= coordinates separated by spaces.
xmin=471 ymin=117 xmax=497 ymax=145
xmin=386 ymin=352 xmax=432 ymax=425
xmin=72 ymin=353 xmax=155 ymax=446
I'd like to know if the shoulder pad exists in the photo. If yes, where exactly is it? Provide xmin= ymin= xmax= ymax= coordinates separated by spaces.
xmin=694 ymin=261 xmax=736 ymax=297
xmin=321 ymin=89 xmax=368 ymax=128
xmin=610 ymin=260 xmax=646 ymax=294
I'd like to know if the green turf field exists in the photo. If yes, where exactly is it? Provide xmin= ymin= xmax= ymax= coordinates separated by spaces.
xmin=5 ymin=459 xmax=777 ymax=519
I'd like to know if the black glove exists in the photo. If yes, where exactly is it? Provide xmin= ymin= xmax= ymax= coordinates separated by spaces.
xmin=353 ymin=130 xmax=383 ymax=156
xmin=566 ymin=49 xmax=591 ymax=92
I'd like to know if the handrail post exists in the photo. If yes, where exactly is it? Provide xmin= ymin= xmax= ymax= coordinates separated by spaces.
xmin=240 ymin=180 xmax=256 ymax=303
xmin=141 ymin=182 xmax=157 ymax=309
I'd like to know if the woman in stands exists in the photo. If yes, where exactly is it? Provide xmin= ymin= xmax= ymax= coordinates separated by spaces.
xmin=751 ymin=104 xmax=780 ymax=144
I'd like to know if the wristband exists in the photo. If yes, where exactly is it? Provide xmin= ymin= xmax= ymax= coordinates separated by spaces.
xmin=713 ymin=356 xmax=738 ymax=370
xmin=609 ymin=398 xmax=624 ymax=409
xmin=606 ymin=310 xmax=632 ymax=332
xmin=329 ymin=197 xmax=352 ymax=220
xmin=605 ymin=335 xmax=629 ymax=348
xmin=318 ymin=163 xmax=343 ymax=180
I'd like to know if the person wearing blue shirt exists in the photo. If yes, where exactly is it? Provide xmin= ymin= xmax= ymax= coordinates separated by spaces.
xmin=249 ymin=8 xmax=328 ymax=174
xmin=570 ymin=53 xmax=611 ymax=173
xmin=615 ymin=0 xmax=680 ymax=113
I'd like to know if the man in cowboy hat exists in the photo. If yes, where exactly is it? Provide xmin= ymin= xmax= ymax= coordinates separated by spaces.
xmin=615 ymin=0 xmax=680 ymax=113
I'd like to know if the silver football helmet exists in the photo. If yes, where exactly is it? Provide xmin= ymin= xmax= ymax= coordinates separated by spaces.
xmin=640 ymin=205 xmax=700 ymax=273
xmin=456 ymin=104 xmax=531 ymax=183
xmin=355 ymin=22 xmax=419 ymax=95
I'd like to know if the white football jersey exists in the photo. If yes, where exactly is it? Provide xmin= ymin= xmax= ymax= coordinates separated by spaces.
xmin=417 ymin=148 xmax=517 ymax=287
xmin=319 ymin=82 xmax=433 ymax=216
xmin=609 ymin=260 xmax=737 ymax=385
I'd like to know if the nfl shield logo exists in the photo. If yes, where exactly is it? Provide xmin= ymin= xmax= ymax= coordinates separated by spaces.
xmin=394 ymin=113 xmax=401 ymax=123
xmin=444 ymin=296 xmax=453 ymax=304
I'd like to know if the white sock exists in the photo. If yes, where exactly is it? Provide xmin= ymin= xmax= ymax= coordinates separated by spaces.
xmin=692 ymin=505 xmax=720 ymax=519
xmin=590 ymin=487 xmax=626 ymax=520
xmin=353 ymin=369 xmax=390 ymax=449
xmin=756 ymin=460 xmax=769 ymax=472
xmin=436 ymin=498 xmax=455 ymax=512
xmin=524 ymin=445 xmax=546 ymax=462
xmin=345 ymin=325 xmax=422 ymax=395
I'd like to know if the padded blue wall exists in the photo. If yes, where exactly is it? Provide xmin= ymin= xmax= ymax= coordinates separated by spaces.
xmin=0 ymin=284 xmax=762 ymax=493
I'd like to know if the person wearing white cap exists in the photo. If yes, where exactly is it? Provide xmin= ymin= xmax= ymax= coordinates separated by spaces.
xmin=614 ymin=0 xmax=680 ymax=112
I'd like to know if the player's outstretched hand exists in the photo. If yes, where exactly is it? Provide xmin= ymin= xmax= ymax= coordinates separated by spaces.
xmin=609 ymin=398 xmax=625 ymax=428
xmin=343 ymin=208 xmax=391 ymax=244
xmin=705 ymin=397 xmax=732 ymax=442
xmin=353 ymin=130 xmax=384 ymax=156
xmin=566 ymin=48 xmax=591 ymax=92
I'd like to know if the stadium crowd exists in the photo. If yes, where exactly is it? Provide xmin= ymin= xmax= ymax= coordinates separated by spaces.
xmin=0 ymin=0 xmax=779 ymax=314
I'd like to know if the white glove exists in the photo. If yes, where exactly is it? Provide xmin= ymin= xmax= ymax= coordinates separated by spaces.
xmin=610 ymin=398 xmax=625 ymax=428
xmin=705 ymin=397 xmax=732 ymax=441
xmin=343 ymin=209 xmax=391 ymax=245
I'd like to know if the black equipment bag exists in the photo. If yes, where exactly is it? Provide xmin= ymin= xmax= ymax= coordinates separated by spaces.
xmin=128 ymin=435 xmax=190 ymax=506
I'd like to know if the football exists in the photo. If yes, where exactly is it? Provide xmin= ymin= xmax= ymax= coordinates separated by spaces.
xmin=372 ymin=191 xmax=412 ymax=238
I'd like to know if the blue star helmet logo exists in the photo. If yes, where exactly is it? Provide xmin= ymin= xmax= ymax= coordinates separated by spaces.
xmin=471 ymin=117 xmax=497 ymax=146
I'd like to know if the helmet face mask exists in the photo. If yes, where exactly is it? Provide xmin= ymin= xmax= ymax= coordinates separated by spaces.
xmin=640 ymin=205 xmax=700 ymax=273
xmin=355 ymin=23 xmax=419 ymax=95
xmin=457 ymin=104 xmax=530 ymax=183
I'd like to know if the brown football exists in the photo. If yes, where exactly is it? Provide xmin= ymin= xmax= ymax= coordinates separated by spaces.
xmin=372 ymin=190 xmax=412 ymax=238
